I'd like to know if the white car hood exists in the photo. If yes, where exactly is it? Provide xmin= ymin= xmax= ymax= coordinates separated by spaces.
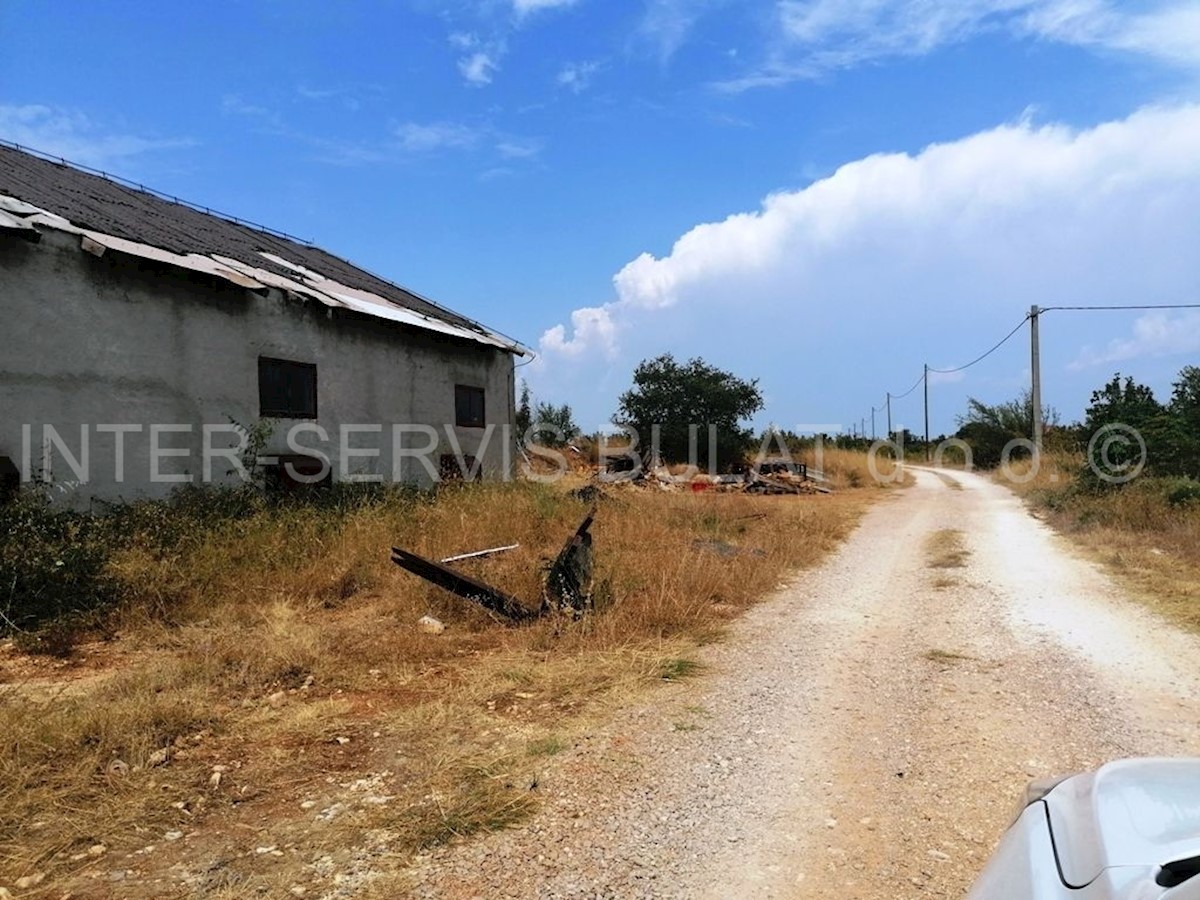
xmin=1045 ymin=758 xmax=1200 ymax=888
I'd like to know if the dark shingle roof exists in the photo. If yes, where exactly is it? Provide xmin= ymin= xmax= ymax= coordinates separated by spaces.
xmin=0 ymin=142 xmax=494 ymax=337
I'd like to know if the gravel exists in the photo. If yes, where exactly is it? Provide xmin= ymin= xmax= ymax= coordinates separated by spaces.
xmin=406 ymin=468 xmax=1200 ymax=899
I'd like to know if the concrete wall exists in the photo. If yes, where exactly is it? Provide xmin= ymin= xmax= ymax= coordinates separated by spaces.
xmin=0 ymin=228 xmax=518 ymax=507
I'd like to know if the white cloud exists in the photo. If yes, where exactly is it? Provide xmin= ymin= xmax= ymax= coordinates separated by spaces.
xmin=557 ymin=60 xmax=602 ymax=93
xmin=458 ymin=51 xmax=500 ymax=86
xmin=0 ymin=104 xmax=191 ymax=169
xmin=540 ymin=306 xmax=618 ymax=358
xmin=539 ymin=105 xmax=1200 ymax=367
xmin=637 ymin=0 xmax=721 ymax=62
xmin=496 ymin=138 xmax=542 ymax=159
xmin=716 ymin=0 xmax=1200 ymax=90
xmin=1069 ymin=312 xmax=1200 ymax=370
xmin=394 ymin=121 xmax=481 ymax=152
xmin=513 ymin=0 xmax=579 ymax=15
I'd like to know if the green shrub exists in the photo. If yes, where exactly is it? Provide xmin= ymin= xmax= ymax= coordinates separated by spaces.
xmin=0 ymin=493 xmax=120 ymax=638
xmin=1166 ymin=478 xmax=1200 ymax=507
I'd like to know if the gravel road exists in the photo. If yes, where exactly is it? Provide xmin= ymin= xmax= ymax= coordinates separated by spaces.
xmin=408 ymin=468 xmax=1200 ymax=899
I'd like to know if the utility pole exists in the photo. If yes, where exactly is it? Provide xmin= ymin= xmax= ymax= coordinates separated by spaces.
xmin=923 ymin=364 xmax=930 ymax=461
xmin=1030 ymin=304 xmax=1043 ymax=454
xmin=886 ymin=392 xmax=892 ymax=441
xmin=871 ymin=407 xmax=876 ymax=441
xmin=861 ymin=417 xmax=865 ymax=441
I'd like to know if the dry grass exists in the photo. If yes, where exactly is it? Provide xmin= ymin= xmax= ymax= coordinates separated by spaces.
xmin=1000 ymin=455 xmax=1200 ymax=631
xmin=922 ymin=648 xmax=974 ymax=663
xmin=925 ymin=529 xmax=970 ymax=569
xmin=931 ymin=471 xmax=963 ymax=491
xmin=0 ymin=470 xmax=891 ymax=893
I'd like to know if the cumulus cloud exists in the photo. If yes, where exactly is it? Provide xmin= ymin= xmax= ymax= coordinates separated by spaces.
xmin=539 ymin=105 xmax=1200 ymax=373
xmin=716 ymin=0 xmax=1200 ymax=90
xmin=0 ymin=104 xmax=191 ymax=169
xmin=1070 ymin=312 xmax=1200 ymax=370
xmin=539 ymin=306 xmax=618 ymax=359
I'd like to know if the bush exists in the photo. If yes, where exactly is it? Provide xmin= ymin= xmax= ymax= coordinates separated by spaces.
xmin=0 ymin=493 xmax=120 ymax=638
xmin=1166 ymin=478 xmax=1200 ymax=508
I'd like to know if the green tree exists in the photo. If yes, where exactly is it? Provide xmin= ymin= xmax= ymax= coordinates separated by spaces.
xmin=955 ymin=390 xmax=1057 ymax=468
xmin=1168 ymin=366 xmax=1200 ymax=478
xmin=615 ymin=354 xmax=763 ymax=471
xmin=531 ymin=401 xmax=578 ymax=448
xmin=1081 ymin=374 xmax=1170 ymax=485
xmin=515 ymin=380 xmax=533 ymax=442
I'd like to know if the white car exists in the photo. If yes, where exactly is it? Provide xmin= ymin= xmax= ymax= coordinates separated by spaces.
xmin=969 ymin=759 xmax=1200 ymax=898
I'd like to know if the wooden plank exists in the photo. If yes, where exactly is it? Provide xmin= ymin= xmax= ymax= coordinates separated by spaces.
xmin=390 ymin=547 xmax=536 ymax=623
xmin=440 ymin=543 xmax=520 ymax=564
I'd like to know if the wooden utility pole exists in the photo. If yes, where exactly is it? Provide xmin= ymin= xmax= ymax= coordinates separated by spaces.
xmin=886 ymin=392 xmax=892 ymax=440
xmin=1030 ymin=304 xmax=1043 ymax=453
xmin=871 ymin=407 xmax=876 ymax=441
xmin=923 ymin=364 xmax=930 ymax=461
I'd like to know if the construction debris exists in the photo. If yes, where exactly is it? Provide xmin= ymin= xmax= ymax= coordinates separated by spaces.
xmin=543 ymin=510 xmax=595 ymax=617
xmin=440 ymin=544 xmax=520 ymax=564
xmin=390 ymin=547 xmax=536 ymax=622
xmin=417 ymin=615 xmax=446 ymax=634
xmin=593 ymin=463 xmax=832 ymax=496
xmin=391 ymin=511 xmax=597 ymax=624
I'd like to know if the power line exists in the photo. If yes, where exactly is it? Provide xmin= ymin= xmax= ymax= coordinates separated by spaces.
xmin=1043 ymin=303 xmax=1200 ymax=312
xmin=927 ymin=313 xmax=1031 ymax=374
xmin=890 ymin=370 xmax=925 ymax=401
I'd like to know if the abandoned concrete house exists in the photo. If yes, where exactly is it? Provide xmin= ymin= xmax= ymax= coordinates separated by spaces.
xmin=0 ymin=142 xmax=529 ymax=505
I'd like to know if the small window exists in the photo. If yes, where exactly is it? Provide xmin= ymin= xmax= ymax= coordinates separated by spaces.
xmin=455 ymin=385 xmax=485 ymax=428
xmin=259 ymin=357 xmax=317 ymax=419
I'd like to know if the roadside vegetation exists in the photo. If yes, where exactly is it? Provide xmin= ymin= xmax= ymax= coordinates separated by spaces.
xmin=949 ymin=365 xmax=1200 ymax=633
xmin=0 ymin=451 xmax=896 ymax=894
xmin=1004 ymin=453 xmax=1200 ymax=631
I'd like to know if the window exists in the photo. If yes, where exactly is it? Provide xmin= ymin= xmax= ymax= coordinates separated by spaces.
xmin=455 ymin=385 xmax=485 ymax=428
xmin=259 ymin=357 xmax=317 ymax=419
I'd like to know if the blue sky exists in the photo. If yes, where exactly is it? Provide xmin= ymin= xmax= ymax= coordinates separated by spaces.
xmin=4 ymin=0 xmax=1200 ymax=436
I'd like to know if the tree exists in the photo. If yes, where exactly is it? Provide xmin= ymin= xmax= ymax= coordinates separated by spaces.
xmin=1083 ymin=374 xmax=1163 ymax=434
xmin=515 ymin=381 xmax=532 ymax=441
xmin=955 ymin=390 xmax=1057 ymax=468
xmin=531 ymin=401 xmax=578 ymax=448
xmin=1169 ymin=366 xmax=1200 ymax=478
xmin=1081 ymin=374 xmax=1172 ymax=485
xmin=615 ymin=354 xmax=763 ymax=471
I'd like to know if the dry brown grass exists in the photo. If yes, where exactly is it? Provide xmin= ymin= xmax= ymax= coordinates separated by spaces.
xmin=1000 ymin=455 xmax=1200 ymax=632
xmin=931 ymin=471 xmax=963 ymax=491
xmin=0 ymin=470 xmax=892 ymax=894
xmin=925 ymin=529 xmax=970 ymax=569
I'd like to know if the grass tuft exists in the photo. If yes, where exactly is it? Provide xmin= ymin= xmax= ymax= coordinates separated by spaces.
xmin=925 ymin=530 xmax=970 ymax=569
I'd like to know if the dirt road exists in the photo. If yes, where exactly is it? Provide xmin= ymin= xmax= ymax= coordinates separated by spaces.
xmin=411 ymin=468 xmax=1200 ymax=898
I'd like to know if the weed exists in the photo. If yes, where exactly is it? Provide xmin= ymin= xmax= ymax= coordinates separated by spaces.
xmin=923 ymin=648 xmax=974 ymax=663
xmin=527 ymin=736 xmax=567 ymax=757
xmin=926 ymin=530 xmax=970 ymax=569
xmin=659 ymin=657 xmax=702 ymax=681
